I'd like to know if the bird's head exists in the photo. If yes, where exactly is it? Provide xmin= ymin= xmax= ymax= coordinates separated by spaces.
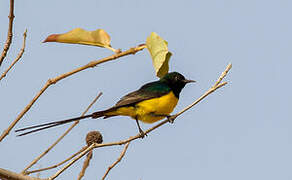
xmin=161 ymin=72 xmax=195 ymax=97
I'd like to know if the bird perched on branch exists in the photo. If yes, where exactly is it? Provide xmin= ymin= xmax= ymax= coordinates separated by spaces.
xmin=16 ymin=72 xmax=195 ymax=137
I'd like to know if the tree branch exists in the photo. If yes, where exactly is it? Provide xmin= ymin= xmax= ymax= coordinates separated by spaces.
xmin=77 ymin=150 xmax=93 ymax=180
xmin=0 ymin=44 xmax=146 ymax=142
xmin=0 ymin=0 xmax=15 ymax=67
xmin=0 ymin=29 xmax=27 ymax=81
xmin=22 ymin=92 xmax=102 ymax=174
xmin=0 ymin=168 xmax=44 ymax=180
xmin=101 ymin=142 xmax=130 ymax=180
xmin=24 ymin=146 xmax=88 ymax=175
xmin=170 ymin=63 xmax=232 ymax=120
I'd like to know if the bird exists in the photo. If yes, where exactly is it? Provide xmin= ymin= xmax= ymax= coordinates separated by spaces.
xmin=15 ymin=72 xmax=195 ymax=137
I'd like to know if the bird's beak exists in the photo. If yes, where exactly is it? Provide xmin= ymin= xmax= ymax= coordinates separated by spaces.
xmin=184 ymin=79 xmax=196 ymax=84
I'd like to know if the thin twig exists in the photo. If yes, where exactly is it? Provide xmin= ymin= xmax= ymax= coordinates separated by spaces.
xmin=0 ymin=0 xmax=15 ymax=67
xmin=101 ymin=142 xmax=130 ymax=180
xmin=0 ymin=44 xmax=146 ymax=142
xmin=214 ymin=63 xmax=232 ymax=87
xmin=21 ymin=92 xmax=102 ymax=174
xmin=0 ymin=29 xmax=27 ymax=81
xmin=171 ymin=63 xmax=232 ymax=119
xmin=77 ymin=150 xmax=93 ymax=180
xmin=48 ymin=63 xmax=232 ymax=180
xmin=24 ymin=146 xmax=87 ymax=175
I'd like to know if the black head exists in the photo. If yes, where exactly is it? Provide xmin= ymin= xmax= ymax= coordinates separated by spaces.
xmin=161 ymin=72 xmax=195 ymax=97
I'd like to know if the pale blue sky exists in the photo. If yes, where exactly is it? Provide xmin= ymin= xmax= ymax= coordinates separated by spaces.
xmin=1 ymin=0 xmax=292 ymax=179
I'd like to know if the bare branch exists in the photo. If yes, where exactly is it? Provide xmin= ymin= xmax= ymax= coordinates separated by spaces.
xmin=101 ymin=142 xmax=130 ymax=180
xmin=214 ymin=63 xmax=232 ymax=87
xmin=0 ymin=44 xmax=146 ymax=142
xmin=24 ymin=146 xmax=87 ymax=175
xmin=0 ymin=0 xmax=15 ymax=67
xmin=0 ymin=168 xmax=44 ymax=180
xmin=77 ymin=150 xmax=93 ymax=180
xmin=48 ymin=63 xmax=232 ymax=180
xmin=0 ymin=29 xmax=27 ymax=81
xmin=172 ymin=63 xmax=232 ymax=119
xmin=22 ymin=92 xmax=102 ymax=174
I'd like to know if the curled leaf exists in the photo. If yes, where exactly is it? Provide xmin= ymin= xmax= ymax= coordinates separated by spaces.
xmin=43 ymin=28 xmax=116 ymax=52
xmin=146 ymin=32 xmax=172 ymax=78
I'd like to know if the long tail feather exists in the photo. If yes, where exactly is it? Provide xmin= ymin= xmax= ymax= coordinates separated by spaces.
xmin=15 ymin=108 xmax=114 ymax=136
xmin=15 ymin=114 xmax=95 ymax=136
xmin=16 ymin=123 xmax=66 ymax=136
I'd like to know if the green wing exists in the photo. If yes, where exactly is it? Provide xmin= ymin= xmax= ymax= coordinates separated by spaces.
xmin=114 ymin=81 xmax=171 ymax=108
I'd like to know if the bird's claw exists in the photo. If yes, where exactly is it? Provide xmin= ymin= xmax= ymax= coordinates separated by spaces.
xmin=167 ymin=115 xmax=175 ymax=124
xmin=139 ymin=130 xmax=147 ymax=139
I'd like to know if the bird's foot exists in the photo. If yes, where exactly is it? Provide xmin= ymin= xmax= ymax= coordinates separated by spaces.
xmin=167 ymin=115 xmax=176 ymax=124
xmin=135 ymin=119 xmax=147 ymax=138
xmin=139 ymin=129 xmax=147 ymax=139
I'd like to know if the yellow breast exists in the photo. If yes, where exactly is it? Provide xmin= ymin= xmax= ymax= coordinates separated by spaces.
xmin=106 ymin=91 xmax=178 ymax=124
xmin=135 ymin=91 xmax=178 ymax=123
